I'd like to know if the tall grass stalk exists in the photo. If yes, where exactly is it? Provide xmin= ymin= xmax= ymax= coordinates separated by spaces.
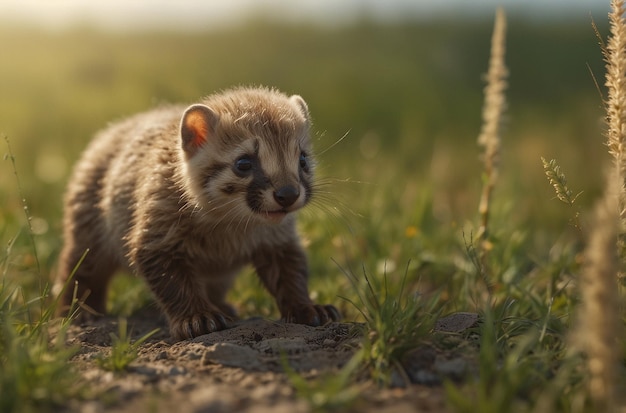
xmin=570 ymin=2 xmax=626 ymax=409
xmin=4 ymin=136 xmax=42 ymax=292
xmin=604 ymin=0 xmax=626 ymax=222
xmin=574 ymin=170 xmax=621 ymax=412
xmin=477 ymin=7 xmax=508 ymax=243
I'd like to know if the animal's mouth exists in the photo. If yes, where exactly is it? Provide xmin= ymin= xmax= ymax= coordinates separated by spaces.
xmin=260 ymin=209 xmax=289 ymax=223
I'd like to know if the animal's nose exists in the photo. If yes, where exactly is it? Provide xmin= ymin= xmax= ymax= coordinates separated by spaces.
xmin=274 ymin=185 xmax=300 ymax=208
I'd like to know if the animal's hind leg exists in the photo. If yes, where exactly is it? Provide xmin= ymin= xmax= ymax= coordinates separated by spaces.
xmin=57 ymin=238 xmax=118 ymax=318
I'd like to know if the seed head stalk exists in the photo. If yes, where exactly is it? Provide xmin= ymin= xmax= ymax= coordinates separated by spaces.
xmin=477 ymin=8 xmax=508 ymax=243
xmin=605 ymin=0 xmax=626 ymax=222
xmin=574 ymin=2 xmax=626 ymax=410
xmin=575 ymin=170 xmax=621 ymax=412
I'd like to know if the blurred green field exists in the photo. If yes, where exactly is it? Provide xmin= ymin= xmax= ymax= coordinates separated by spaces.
xmin=0 ymin=17 xmax=607 ymax=307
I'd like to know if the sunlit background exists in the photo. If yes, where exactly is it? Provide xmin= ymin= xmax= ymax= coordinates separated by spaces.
xmin=0 ymin=0 xmax=608 ymax=30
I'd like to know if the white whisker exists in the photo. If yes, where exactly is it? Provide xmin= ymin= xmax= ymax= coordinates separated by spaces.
xmin=315 ymin=129 xmax=352 ymax=156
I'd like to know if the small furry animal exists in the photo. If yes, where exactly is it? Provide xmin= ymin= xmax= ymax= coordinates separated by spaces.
xmin=57 ymin=86 xmax=340 ymax=340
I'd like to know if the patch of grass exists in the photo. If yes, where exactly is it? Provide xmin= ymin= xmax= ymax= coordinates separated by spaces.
xmin=285 ymin=351 xmax=365 ymax=412
xmin=0 ymin=244 xmax=81 ymax=412
xmin=95 ymin=318 xmax=159 ymax=372
xmin=342 ymin=262 xmax=440 ymax=386
xmin=445 ymin=317 xmax=555 ymax=413
xmin=0 ymin=139 xmax=84 ymax=413
xmin=0 ymin=304 xmax=80 ymax=413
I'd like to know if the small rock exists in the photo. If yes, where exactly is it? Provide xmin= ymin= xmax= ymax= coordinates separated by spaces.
xmin=169 ymin=366 xmax=187 ymax=376
xmin=322 ymin=339 xmax=336 ymax=347
xmin=435 ymin=312 xmax=479 ymax=333
xmin=202 ymin=342 xmax=262 ymax=370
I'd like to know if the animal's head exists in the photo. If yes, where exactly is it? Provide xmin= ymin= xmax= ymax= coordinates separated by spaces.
xmin=179 ymin=87 xmax=314 ymax=227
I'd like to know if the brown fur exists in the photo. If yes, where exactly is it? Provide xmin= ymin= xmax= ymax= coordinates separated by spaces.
xmin=57 ymin=87 xmax=339 ymax=340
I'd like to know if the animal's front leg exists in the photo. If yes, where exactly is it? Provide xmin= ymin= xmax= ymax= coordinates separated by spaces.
xmin=135 ymin=251 xmax=232 ymax=340
xmin=252 ymin=242 xmax=340 ymax=326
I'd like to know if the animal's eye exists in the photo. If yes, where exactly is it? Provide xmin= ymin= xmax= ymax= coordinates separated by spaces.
xmin=235 ymin=156 xmax=253 ymax=172
xmin=299 ymin=152 xmax=309 ymax=170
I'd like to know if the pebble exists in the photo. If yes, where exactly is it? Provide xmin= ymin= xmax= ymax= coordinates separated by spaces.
xmin=435 ymin=312 xmax=479 ymax=332
xmin=202 ymin=342 xmax=263 ymax=370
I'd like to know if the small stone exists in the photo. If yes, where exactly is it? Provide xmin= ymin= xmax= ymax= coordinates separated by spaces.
xmin=322 ymin=339 xmax=336 ymax=347
xmin=202 ymin=343 xmax=262 ymax=370
xmin=435 ymin=312 xmax=479 ymax=333
xmin=169 ymin=366 xmax=187 ymax=376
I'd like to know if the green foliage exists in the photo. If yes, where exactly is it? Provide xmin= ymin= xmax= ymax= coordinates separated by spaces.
xmin=445 ymin=320 xmax=554 ymax=413
xmin=0 ymin=140 xmax=83 ymax=412
xmin=445 ymin=236 xmax=578 ymax=412
xmin=0 ymin=262 xmax=82 ymax=413
xmin=285 ymin=351 xmax=365 ymax=412
xmin=96 ymin=318 xmax=159 ymax=372
xmin=342 ymin=263 xmax=440 ymax=386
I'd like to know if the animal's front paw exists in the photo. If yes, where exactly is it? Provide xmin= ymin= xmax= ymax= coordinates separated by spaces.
xmin=169 ymin=311 xmax=232 ymax=340
xmin=283 ymin=304 xmax=341 ymax=327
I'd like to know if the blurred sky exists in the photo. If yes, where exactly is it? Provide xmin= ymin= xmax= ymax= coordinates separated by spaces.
xmin=0 ymin=0 xmax=609 ymax=31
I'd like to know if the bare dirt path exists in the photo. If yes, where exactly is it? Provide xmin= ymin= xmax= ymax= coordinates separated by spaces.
xmin=62 ymin=312 xmax=478 ymax=412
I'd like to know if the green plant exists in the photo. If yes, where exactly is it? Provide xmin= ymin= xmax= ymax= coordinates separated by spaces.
xmin=541 ymin=158 xmax=581 ymax=207
xmin=1 ymin=139 xmax=83 ymax=413
xmin=445 ymin=314 xmax=554 ymax=413
xmin=96 ymin=318 xmax=159 ymax=372
xmin=285 ymin=350 xmax=365 ymax=412
xmin=541 ymin=157 xmax=582 ymax=230
xmin=341 ymin=262 xmax=440 ymax=386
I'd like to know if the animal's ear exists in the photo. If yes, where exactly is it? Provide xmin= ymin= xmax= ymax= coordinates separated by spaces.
xmin=290 ymin=95 xmax=310 ymax=123
xmin=180 ymin=104 xmax=219 ymax=157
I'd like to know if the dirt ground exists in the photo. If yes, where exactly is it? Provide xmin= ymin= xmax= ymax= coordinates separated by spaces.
xmin=62 ymin=311 xmax=479 ymax=413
